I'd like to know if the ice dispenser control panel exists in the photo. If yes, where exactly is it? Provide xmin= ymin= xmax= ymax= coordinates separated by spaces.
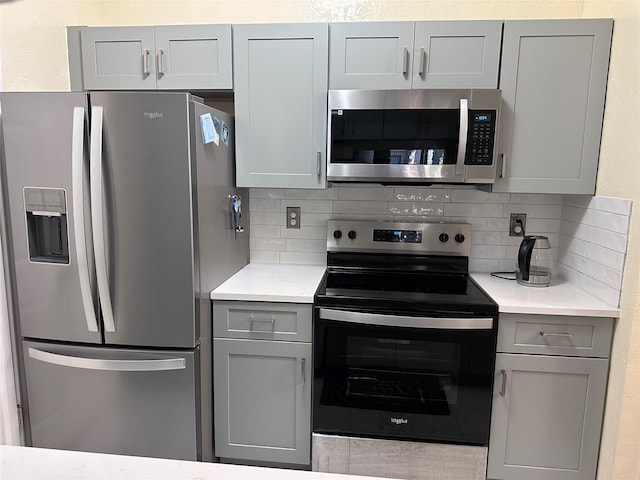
xmin=24 ymin=187 xmax=69 ymax=264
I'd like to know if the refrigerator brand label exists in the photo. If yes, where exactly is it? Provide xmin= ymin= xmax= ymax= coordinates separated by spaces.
xmin=144 ymin=112 xmax=164 ymax=120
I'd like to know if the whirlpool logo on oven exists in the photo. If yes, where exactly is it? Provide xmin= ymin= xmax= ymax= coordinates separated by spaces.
xmin=390 ymin=417 xmax=408 ymax=425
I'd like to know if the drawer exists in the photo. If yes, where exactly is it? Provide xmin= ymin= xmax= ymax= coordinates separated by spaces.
xmin=213 ymin=301 xmax=311 ymax=342
xmin=497 ymin=314 xmax=614 ymax=358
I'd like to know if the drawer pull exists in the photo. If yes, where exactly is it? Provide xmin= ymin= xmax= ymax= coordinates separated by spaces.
xmin=539 ymin=331 xmax=572 ymax=338
xmin=499 ymin=369 xmax=507 ymax=397
xmin=249 ymin=316 xmax=276 ymax=331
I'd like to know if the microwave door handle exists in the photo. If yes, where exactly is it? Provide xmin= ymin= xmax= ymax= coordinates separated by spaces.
xmin=90 ymin=106 xmax=116 ymax=333
xmin=72 ymin=106 xmax=98 ymax=333
xmin=456 ymin=98 xmax=468 ymax=177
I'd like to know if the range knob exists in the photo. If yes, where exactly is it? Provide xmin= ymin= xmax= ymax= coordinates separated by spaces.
xmin=333 ymin=230 xmax=342 ymax=239
xmin=455 ymin=233 xmax=466 ymax=244
xmin=348 ymin=230 xmax=357 ymax=240
xmin=438 ymin=233 xmax=450 ymax=243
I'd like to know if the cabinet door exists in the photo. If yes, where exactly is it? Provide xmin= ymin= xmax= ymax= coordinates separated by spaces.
xmin=81 ymin=27 xmax=156 ymax=90
xmin=328 ymin=22 xmax=414 ymax=90
xmin=233 ymin=23 xmax=328 ymax=188
xmin=487 ymin=353 xmax=609 ymax=480
xmin=412 ymin=21 xmax=502 ymax=89
xmin=494 ymin=19 xmax=613 ymax=194
xmin=155 ymin=25 xmax=233 ymax=90
xmin=214 ymin=338 xmax=311 ymax=465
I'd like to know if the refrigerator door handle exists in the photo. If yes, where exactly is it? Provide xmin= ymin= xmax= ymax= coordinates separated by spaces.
xmin=28 ymin=347 xmax=186 ymax=372
xmin=72 ymin=106 xmax=99 ymax=333
xmin=90 ymin=106 xmax=116 ymax=333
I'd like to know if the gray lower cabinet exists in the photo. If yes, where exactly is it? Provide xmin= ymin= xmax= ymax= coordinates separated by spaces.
xmin=328 ymin=20 xmax=502 ymax=90
xmin=213 ymin=301 xmax=312 ymax=466
xmin=213 ymin=338 xmax=311 ymax=465
xmin=494 ymin=19 xmax=613 ymax=194
xmin=76 ymin=25 xmax=232 ymax=90
xmin=232 ymin=23 xmax=328 ymax=188
xmin=487 ymin=314 xmax=614 ymax=480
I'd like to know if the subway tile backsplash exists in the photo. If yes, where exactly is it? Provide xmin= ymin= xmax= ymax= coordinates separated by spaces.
xmin=558 ymin=196 xmax=632 ymax=307
xmin=248 ymin=186 xmax=632 ymax=306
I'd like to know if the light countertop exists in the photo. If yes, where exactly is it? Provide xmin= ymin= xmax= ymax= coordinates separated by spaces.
xmin=210 ymin=264 xmax=620 ymax=318
xmin=471 ymin=273 xmax=620 ymax=318
xmin=210 ymin=263 xmax=326 ymax=303
xmin=0 ymin=445 xmax=386 ymax=480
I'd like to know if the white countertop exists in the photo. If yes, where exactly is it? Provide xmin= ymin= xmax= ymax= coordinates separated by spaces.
xmin=210 ymin=264 xmax=619 ymax=317
xmin=211 ymin=263 xmax=326 ymax=303
xmin=471 ymin=273 xmax=620 ymax=318
xmin=0 ymin=446 xmax=386 ymax=480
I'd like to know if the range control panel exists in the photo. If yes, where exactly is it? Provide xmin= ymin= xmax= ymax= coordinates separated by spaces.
xmin=465 ymin=110 xmax=497 ymax=166
xmin=327 ymin=220 xmax=472 ymax=256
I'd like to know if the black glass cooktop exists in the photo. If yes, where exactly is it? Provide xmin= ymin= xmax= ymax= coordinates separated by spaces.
xmin=315 ymin=252 xmax=498 ymax=317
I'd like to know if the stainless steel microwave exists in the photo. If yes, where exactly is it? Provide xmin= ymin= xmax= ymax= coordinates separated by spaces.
xmin=327 ymin=89 xmax=501 ymax=184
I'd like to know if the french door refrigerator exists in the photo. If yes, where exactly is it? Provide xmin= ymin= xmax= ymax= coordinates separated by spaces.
xmin=0 ymin=91 xmax=248 ymax=461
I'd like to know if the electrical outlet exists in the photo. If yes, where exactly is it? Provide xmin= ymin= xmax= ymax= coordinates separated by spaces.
xmin=509 ymin=213 xmax=526 ymax=236
xmin=286 ymin=207 xmax=301 ymax=229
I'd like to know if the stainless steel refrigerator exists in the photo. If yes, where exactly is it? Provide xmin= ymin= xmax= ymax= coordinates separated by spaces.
xmin=0 ymin=91 xmax=248 ymax=461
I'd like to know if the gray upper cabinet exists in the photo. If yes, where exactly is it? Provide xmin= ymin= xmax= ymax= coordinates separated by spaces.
xmin=79 ymin=25 xmax=232 ymax=90
xmin=233 ymin=23 xmax=328 ymax=188
xmin=81 ymin=27 xmax=157 ymax=90
xmin=329 ymin=22 xmax=414 ymax=90
xmin=493 ymin=19 xmax=613 ymax=194
xmin=154 ymin=25 xmax=233 ymax=90
xmin=328 ymin=21 xmax=502 ymax=90
xmin=412 ymin=21 xmax=502 ymax=89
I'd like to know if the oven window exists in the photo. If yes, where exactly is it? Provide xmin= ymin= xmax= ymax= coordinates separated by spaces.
xmin=330 ymin=109 xmax=459 ymax=166
xmin=322 ymin=331 xmax=460 ymax=414
xmin=313 ymin=317 xmax=496 ymax=445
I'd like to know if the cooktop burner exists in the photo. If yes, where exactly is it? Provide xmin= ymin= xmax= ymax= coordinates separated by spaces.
xmin=315 ymin=220 xmax=497 ymax=317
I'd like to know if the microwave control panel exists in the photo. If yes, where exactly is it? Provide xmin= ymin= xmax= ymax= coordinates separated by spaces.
xmin=465 ymin=110 xmax=496 ymax=165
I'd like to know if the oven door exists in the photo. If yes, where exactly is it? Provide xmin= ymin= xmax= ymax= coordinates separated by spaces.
xmin=313 ymin=308 xmax=497 ymax=446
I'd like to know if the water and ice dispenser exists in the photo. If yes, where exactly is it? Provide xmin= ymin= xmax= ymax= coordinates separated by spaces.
xmin=24 ymin=187 xmax=69 ymax=264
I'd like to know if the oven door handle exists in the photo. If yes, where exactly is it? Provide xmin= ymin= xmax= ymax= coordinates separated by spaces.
xmin=318 ymin=308 xmax=494 ymax=330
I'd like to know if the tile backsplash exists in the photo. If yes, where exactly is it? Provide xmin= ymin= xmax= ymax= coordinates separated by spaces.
xmin=558 ymin=196 xmax=632 ymax=307
xmin=248 ymin=185 xmax=563 ymax=270
xmin=248 ymin=185 xmax=632 ymax=306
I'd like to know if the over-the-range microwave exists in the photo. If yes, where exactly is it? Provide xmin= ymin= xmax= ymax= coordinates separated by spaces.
xmin=327 ymin=89 xmax=501 ymax=185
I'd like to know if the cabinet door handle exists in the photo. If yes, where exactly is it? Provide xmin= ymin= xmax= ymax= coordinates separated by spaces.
xmin=301 ymin=358 xmax=306 ymax=385
xmin=402 ymin=46 xmax=409 ymax=75
xmin=418 ymin=47 xmax=426 ymax=77
xmin=157 ymin=48 xmax=165 ymax=76
xmin=540 ymin=331 xmax=572 ymax=338
xmin=143 ymin=49 xmax=150 ymax=76
xmin=499 ymin=369 xmax=507 ymax=397
xmin=316 ymin=151 xmax=322 ymax=178
xmin=500 ymin=153 xmax=508 ymax=178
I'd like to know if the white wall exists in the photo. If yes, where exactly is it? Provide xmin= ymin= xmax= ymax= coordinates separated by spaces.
xmin=0 ymin=1 xmax=638 ymax=478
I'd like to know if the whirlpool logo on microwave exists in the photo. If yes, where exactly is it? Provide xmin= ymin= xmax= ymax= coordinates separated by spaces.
xmin=390 ymin=417 xmax=408 ymax=425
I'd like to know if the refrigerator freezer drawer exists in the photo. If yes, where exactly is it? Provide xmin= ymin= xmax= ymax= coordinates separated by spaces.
xmin=22 ymin=340 xmax=200 ymax=460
